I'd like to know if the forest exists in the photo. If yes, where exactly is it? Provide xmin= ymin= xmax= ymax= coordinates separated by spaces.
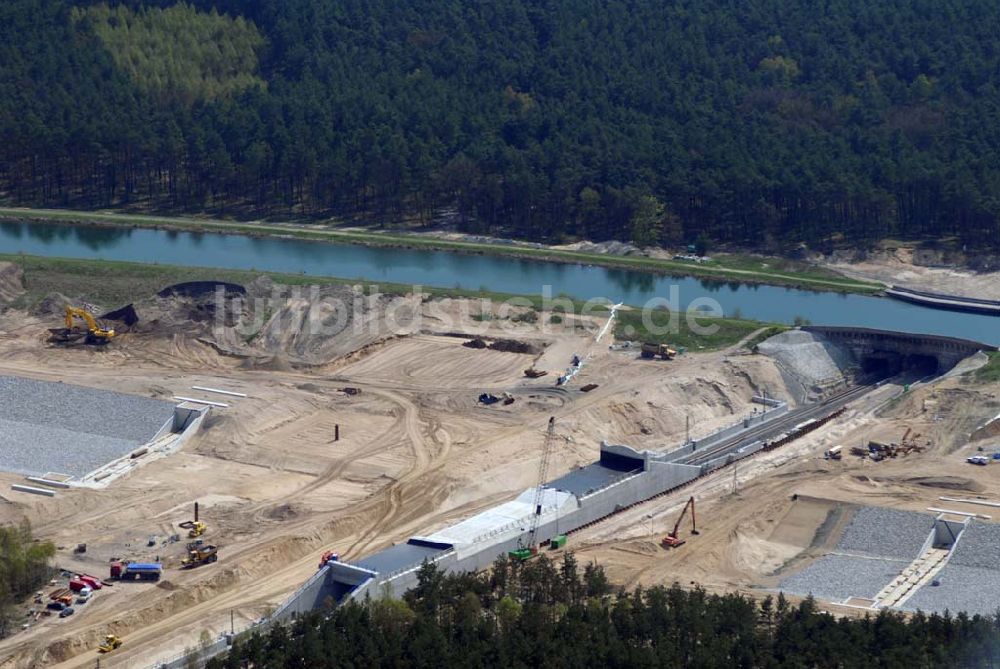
xmin=208 ymin=556 xmax=1000 ymax=668
xmin=0 ymin=522 xmax=55 ymax=636
xmin=3 ymin=0 xmax=1000 ymax=250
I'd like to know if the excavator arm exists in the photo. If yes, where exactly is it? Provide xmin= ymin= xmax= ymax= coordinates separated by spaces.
xmin=662 ymin=497 xmax=699 ymax=548
xmin=64 ymin=306 xmax=114 ymax=341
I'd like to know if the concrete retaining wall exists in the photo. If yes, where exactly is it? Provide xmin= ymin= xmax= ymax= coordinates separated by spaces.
xmin=376 ymin=461 xmax=705 ymax=589
xmin=689 ymin=403 xmax=788 ymax=453
xmin=151 ymin=396 xmax=793 ymax=669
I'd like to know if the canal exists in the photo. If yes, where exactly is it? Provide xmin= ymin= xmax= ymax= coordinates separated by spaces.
xmin=2 ymin=220 xmax=997 ymax=344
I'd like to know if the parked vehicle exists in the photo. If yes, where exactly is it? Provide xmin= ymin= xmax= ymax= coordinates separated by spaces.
xmin=59 ymin=607 xmax=75 ymax=618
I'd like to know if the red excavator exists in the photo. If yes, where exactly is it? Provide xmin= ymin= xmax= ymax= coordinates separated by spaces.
xmin=661 ymin=496 xmax=699 ymax=548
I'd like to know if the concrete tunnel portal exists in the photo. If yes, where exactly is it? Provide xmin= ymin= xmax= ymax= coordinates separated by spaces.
xmin=802 ymin=326 xmax=997 ymax=377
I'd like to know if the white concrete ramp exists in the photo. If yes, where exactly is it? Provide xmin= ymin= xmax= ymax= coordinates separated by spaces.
xmin=875 ymin=547 xmax=950 ymax=608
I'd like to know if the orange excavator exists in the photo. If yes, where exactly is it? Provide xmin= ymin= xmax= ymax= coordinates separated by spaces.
xmin=661 ymin=496 xmax=699 ymax=548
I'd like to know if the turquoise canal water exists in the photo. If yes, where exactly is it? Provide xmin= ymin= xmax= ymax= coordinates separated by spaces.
xmin=2 ymin=220 xmax=998 ymax=344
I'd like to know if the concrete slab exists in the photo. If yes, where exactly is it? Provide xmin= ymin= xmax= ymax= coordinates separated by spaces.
xmin=548 ymin=462 xmax=639 ymax=497
xmin=355 ymin=542 xmax=449 ymax=575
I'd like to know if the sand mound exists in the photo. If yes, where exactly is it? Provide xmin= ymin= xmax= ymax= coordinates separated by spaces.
xmin=0 ymin=262 xmax=24 ymax=305
xmin=127 ymin=278 xmax=426 ymax=366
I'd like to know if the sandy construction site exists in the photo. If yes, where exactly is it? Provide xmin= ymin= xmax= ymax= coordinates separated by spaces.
xmin=0 ymin=267 xmax=998 ymax=667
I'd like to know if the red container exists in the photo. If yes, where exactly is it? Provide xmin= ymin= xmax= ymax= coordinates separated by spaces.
xmin=68 ymin=579 xmax=87 ymax=592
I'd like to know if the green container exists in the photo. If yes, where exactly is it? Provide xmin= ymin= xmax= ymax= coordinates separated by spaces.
xmin=550 ymin=534 xmax=567 ymax=549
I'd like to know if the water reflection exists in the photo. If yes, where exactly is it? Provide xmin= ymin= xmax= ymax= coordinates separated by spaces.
xmin=0 ymin=219 xmax=997 ymax=343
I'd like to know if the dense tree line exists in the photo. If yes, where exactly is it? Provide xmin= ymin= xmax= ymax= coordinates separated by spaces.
xmin=0 ymin=521 xmax=55 ymax=636
xmin=3 ymin=1 xmax=1000 ymax=250
xmin=208 ymin=555 xmax=1000 ymax=668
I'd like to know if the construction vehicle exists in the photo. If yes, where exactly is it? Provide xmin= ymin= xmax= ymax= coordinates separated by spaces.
xmin=510 ymin=417 xmax=559 ymax=562
xmin=824 ymin=445 xmax=843 ymax=460
xmin=524 ymin=368 xmax=548 ymax=378
xmin=49 ymin=306 xmax=115 ymax=345
xmin=661 ymin=496 xmax=699 ymax=548
xmin=641 ymin=342 xmax=676 ymax=360
xmin=98 ymin=634 xmax=123 ymax=653
xmin=182 ymin=544 xmax=219 ymax=567
xmin=318 ymin=550 xmax=340 ymax=569
xmin=110 ymin=561 xmax=162 ymax=581
xmin=178 ymin=502 xmax=206 ymax=538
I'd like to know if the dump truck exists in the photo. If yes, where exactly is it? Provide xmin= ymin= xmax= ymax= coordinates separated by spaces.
xmin=98 ymin=634 xmax=123 ymax=653
xmin=182 ymin=544 xmax=219 ymax=567
xmin=110 ymin=561 xmax=162 ymax=581
xmin=641 ymin=342 xmax=676 ymax=360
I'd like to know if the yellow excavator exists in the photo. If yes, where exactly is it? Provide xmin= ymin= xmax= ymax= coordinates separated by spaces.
xmin=98 ymin=634 xmax=123 ymax=653
xmin=50 ymin=306 xmax=115 ymax=345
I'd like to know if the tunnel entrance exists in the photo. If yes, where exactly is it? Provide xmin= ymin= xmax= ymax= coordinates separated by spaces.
xmin=860 ymin=351 xmax=939 ymax=378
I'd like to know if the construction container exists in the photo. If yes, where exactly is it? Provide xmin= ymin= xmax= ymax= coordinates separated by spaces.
xmin=68 ymin=579 xmax=87 ymax=592
xmin=78 ymin=575 xmax=102 ymax=590
xmin=550 ymin=534 xmax=567 ymax=549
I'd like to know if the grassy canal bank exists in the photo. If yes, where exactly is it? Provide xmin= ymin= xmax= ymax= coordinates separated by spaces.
xmin=0 ymin=207 xmax=884 ymax=295
xmin=0 ymin=253 xmax=780 ymax=352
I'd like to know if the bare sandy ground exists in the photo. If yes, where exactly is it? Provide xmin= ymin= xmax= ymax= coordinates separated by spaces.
xmin=0 ymin=292 xmax=790 ymax=667
xmin=0 ymin=274 xmax=995 ymax=665
xmin=568 ymin=370 xmax=1000 ymax=614
xmin=821 ymin=245 xmax=1000 ymax=300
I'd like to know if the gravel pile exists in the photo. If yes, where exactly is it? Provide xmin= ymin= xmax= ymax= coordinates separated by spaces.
xmin=947 ymin=521 xmax=1000 ymax=570
xmin=0 ymin=418 xmax=139 ymax=478
xmin=757 ymin=330 xmax=855 ymax=390
xmin=904 ymin=564 xmax=1000 ymax=616
xmin=779 ymin=554 xmax=906 ymax=602
xmin=905 ymin=521 xmax=1000 ymax=615
xmin=837 ymin=507 xmax=934 ymax=561
xmin=0 ymin=375 xmax=175 ymax=478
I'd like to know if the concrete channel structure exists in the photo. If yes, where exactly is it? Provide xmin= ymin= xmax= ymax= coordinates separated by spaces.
xmin=270 ymin=397 xmax=791 ymax=619
xmin=885 ymin=285 xmax=1000 ymax=316
xmin=154 ymin=327 xmax=998 ymax=667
